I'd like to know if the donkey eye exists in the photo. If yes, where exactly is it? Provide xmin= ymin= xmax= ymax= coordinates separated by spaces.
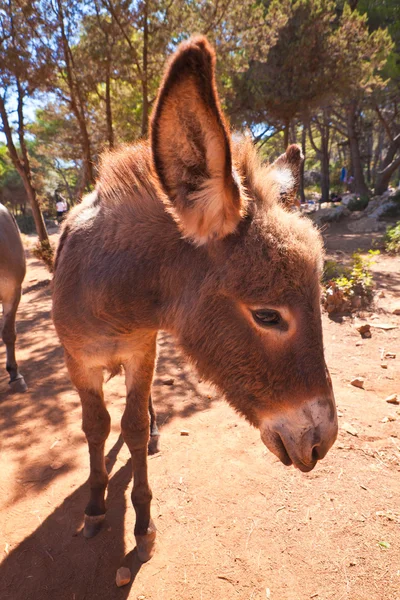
xmin=251 ymin=309 xmax=282 ymax=327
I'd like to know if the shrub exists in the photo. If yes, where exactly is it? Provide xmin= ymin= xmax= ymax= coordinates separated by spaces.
xmin=322 ymin=250 xmax=379 ymax=314
xmin=15 ymin=214 xmax=36 ymax=234
xmin=32 ymin=239 xmax=55 ymax=272
xmin=347 ymin=195 xmax=369 ymax=212
xmin=385 ymin=221 xmax=400 ymax=254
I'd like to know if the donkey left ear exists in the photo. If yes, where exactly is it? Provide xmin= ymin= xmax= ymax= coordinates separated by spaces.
xmin=269 ymin=144 xmax=303 ymax=208
xmin=150 ymin=36 xmax=245 ymax=245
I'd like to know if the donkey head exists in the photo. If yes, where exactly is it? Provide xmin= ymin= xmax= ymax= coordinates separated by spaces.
xmin=151 ymin=37 xmax=337 ymax=472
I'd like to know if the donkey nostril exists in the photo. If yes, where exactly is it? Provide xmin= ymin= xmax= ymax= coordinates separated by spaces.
xmin=311 ymin=445 xmax=320 ymax=462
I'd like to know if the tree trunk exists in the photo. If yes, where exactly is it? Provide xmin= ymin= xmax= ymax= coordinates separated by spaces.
xmin=299 ymin=123 xmax=306 ymax=204
xmin=283 ymin=119 xmax=290 ymax=150
xmin=25 ymin=181 xmax=49 ymax=241
xmin=105 ymin=58 xmax=114 ymax=148
xmin=56 ymin=0 xmax=95 ymax=188
xmin=321 ymin=151 xmax=330 ymax=203
xmin=375 ymin=155 xmax=400 ymax=195
xmin=346 ymin=104 xmax=369 ymax=197
xmin=0 ymin=95 xmax=49 ymax=243
xmin=372 ymin=127 xmax=384 ymax=188
xmin=141 ymin=0 xmax=149 ymax=137
xmin=374 ymin=133 xmax=400 ymax=195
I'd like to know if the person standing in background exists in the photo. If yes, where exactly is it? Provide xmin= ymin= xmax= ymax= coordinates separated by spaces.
xmin=55 ymin=188 xmax=68 ymax=224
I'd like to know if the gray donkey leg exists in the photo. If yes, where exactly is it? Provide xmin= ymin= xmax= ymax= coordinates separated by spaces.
xmin=2 ymin=287 xmax=27 ymax=393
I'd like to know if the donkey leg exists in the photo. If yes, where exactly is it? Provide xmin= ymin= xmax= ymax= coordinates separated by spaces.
xmin=2 ymin=289 xmax=27 ymax=393
xmin=66 ymin=355 xmax=110 ymax=538
xmin=122 ymin=337 xmax=157 ymax=562
xmin=147 ymin=393 xmax=160 ymax=455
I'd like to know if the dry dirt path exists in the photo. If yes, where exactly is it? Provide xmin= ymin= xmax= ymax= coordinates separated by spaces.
xmin=0 ymin=230 xmax=399 ymax=600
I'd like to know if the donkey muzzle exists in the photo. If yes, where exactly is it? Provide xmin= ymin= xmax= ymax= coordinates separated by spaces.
xmin=259 ymin=397 xmax=338 ymax=472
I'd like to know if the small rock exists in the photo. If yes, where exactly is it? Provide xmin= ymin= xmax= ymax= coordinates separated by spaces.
xmin=337 ymin=410 xmax=344 ymax=417
xmin=388 ymin=415 xmax=396 ymax=422
xmin=386 ymin=394 xmax=399 ymax=405
xmin=378 ymin=290 xmax=385 ymax=298
xmin=385 ymin=352 xmax=396 ymax=359
xmin=381 ymin=363 xmax=388 ymax=369
xmin=351 ymin=377 xmax=364 ymax=389
xmin=50 ymin=461 xmax=64 ymax=470
xmin=381 ymin=417 xmax=389 ymax=423
xmin=180 ymin=429 xmax=189 ymax=436
xmin=349 ymin=560 xmax=357 ymax=566
xmin=393 ymin=307 xmax=400 ymax=316
xmin=116 ymin=567 xmax=131 ymax=587
xmin=355 ymin=341 xmax=363 ymax=346
xmin=372 ymin=323 xmax=398 ymax=330
xmin=355 ymin=323 xmax=371 ymax=338
xmin=162 ymin=378 xmax=174 ymax=386
xmin=137 ymin=596 xmax=146 ymax=600
xmin=343 ymin=422 xmax=358 ymax=436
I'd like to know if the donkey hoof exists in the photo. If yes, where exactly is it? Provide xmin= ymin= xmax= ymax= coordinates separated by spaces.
xmin=9 ymin=376 xmax=28 ymax=393
xmin=83 ymin=513 xmax=105 ymax=538
xmin=135 ymin=520 xmax=157 ymax=562
xmin=148 ymin=434 xmax=160 ymax=456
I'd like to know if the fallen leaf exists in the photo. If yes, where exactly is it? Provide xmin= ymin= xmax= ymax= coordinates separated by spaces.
xmin=378 ymin=541 xmax=390 ymax=549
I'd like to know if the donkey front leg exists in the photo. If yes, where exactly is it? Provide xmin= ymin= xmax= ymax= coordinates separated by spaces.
xmin=2 ymin=289 xmax=27 ymax=393
xmin=122 ymin=338 xmax=157 ymax=562
xmin=66 ymin=356 xmax=110 ymax=538
xmin=147 ymin=393 xmax=160 ymax=455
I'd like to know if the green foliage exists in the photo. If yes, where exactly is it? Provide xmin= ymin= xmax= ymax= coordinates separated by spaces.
xmin=15 ymin=214 xmax=36 ymax=234
xmin=384 ymin=221 xmax=400 ymax=254
xmin=32 ymin=239 xmax=55 ymax=272
xmin=322 ymin=250 xmax=379 ymax=313
xmin=347 ymin=195 xmax=369 ymax=211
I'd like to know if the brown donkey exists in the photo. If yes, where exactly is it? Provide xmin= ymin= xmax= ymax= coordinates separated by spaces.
xmin=52 ymin=37 xmax=338 ymax=562
xmin=0 ymin=203 xmax=28 ymax=393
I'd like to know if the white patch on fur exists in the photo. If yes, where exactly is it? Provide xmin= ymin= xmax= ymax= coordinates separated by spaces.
xmin=274 ymin=168 xmax=294 ymax=193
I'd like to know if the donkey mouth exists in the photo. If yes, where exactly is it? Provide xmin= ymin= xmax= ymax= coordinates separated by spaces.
xmin=261 ymin=430 xmax=318 ymax=473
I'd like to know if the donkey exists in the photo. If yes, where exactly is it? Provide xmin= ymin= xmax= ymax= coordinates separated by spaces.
xmin=0 ymin=203 xmax=28 ymax=393
xmin=52 ymin=37 xmax=338 ymax=562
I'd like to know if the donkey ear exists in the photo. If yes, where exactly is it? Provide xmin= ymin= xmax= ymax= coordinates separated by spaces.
xmin=269 ymin=144 xmax=303 ymax=209
xmin=150 ymin=36 xmax=244 ymax=244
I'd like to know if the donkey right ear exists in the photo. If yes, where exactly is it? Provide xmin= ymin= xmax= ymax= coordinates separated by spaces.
xmin=150 ymin=36 xmax=245 ymax=245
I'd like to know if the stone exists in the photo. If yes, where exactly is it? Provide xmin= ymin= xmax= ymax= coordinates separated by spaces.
xmin=343 ymin=423 xmax=358 ymax=436
xmin=116 ymin=567 xmax=131 ymax=587
xmin=369 ymin=200 xmax=399 ymax=221
xmin=385 ymin=352 xmax=396 ymax=359
xmin=162 ymin=378 xmax=174 ymax=386
xmin=393 ymin=307 xmax=400 ymax=316
xmin=355 ymin=323 xmax=371 ymax=338
xmin=381 ymin=363 xmax=388 ymax=369
xmin=180 ymin=429 xmax=189 ymax=436
xmin=386 ymin=394 xmax=399 ymax=405
xmin=351 ymin=377 xmax=364 ymax=389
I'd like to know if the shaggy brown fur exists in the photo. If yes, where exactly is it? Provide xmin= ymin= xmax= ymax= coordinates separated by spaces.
xmin=52 ymin=36 xmax=337 ymax=561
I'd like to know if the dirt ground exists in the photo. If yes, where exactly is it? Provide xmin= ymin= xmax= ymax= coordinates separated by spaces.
xmin=0 ymin=221 xmax=399 ymax=600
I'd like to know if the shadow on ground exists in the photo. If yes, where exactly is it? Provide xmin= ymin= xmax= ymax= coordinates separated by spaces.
xmin=0 ymin=265 xmax=218 ymax=599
